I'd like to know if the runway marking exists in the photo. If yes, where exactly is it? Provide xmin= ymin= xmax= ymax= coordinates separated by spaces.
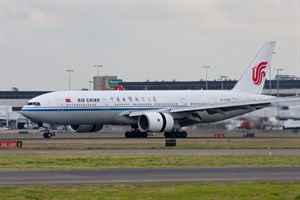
xmin=0 ymin=177 xmax=299 ymax=185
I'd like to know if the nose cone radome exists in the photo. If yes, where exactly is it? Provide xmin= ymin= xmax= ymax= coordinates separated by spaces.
xmin=20 ymin=107 xmax=30 ymax=118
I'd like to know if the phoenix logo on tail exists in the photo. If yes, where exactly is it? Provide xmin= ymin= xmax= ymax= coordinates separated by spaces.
xmin=252 ymin=62 xmax=268 ymax=86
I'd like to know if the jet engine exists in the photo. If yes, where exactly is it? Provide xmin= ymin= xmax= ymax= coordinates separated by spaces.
xmin=138 ymin=112 xmax=174 ymax=132
xmin=70 ymin=124 xmax=103 ymax=132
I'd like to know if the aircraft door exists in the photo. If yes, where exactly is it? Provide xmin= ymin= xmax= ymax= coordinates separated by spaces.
xmin=51 ymin=99 xmax=65 ymax=124
xmin=101 ymin=99 xmax=108 ymax=107
xmin=180 ymin=98 xmax=187 ymax=106
xmin=56 ymin=99 xmax=64 ymax=111
xmin=97 ymin=99 xmax=108 ymax=121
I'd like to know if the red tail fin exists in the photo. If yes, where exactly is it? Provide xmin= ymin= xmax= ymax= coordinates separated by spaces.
xmin=114 ymin=85 xmax=125 ymax=91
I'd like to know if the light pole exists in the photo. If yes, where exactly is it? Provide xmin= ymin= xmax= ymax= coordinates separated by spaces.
xmin=219 ymin=75 xmax=228 ymax=90
xmin=94 ymin=65 xmax=103 ymax=77
xmin=89 ymin=81 xmax=93 ymax=90
xmin=66 ymin=69 xmax=74 ymax=90
xmin=203 ymin=66 xmax=210 ymax=90
xmin=275 ymin=68 xmax=283 ymax=97
xmin=275 ymin=68 xmax=283 ymax=118
xmin=269 ymin=51 xmax=276 ymax=95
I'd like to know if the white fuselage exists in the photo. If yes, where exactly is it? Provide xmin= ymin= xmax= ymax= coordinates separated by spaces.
xmin=21 ymin=90 xmax=274 ymax=127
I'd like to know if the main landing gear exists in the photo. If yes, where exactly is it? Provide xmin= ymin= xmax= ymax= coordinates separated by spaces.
xmin=42 ymin=129 xmax=56 ymax=139
xmin=125 ymin=129 xmax=187 ymax=138
xmin=164 ymin=130 xmax=187 ymax=138
xmin=125 ymin=129 xmax=148 ymax=138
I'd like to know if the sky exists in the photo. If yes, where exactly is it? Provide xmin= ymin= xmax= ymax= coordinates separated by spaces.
xmin=0 ymin=0 xmax=299 ymax=91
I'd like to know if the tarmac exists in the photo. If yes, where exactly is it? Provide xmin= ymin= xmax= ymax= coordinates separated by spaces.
xmin=0 ymin=167 xmax=299 ymax=185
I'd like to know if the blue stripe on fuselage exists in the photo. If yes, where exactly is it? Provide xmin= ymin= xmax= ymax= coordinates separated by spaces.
xmin=21 ymin=107 xmax=163 ymax=112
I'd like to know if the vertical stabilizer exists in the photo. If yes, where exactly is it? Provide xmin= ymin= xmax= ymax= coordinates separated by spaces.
xmin=232 ymin=41 xmax=276 ymax=94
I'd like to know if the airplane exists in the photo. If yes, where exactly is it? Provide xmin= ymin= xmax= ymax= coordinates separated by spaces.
xmin=277 ymin=105 xmax=300 ymax=132
xmin=277 ymin=105 xmax=300 ymax=121
xmin=20 ymin=41 xmax=300 ymax=138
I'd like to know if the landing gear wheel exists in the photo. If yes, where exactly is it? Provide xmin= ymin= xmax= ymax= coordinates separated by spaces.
xmin=169 ymin=131 xmax=176 ymax=138
xmin=125 ymin=131 xmax=131 ymax=138
xmin=181 ymin=131 xmax=187 ymax=138
xmin=142 ymin=132 xmax=148 ymax=138
xmin=43 ymin=131 xmax=52 ymax=139
xmin=164 ymin=130 xmax=188 ymax=138
xmin=124 ymin=130 xmax=148 ymax=138
xmin=164 ymin=132 xmax=170 ymax=138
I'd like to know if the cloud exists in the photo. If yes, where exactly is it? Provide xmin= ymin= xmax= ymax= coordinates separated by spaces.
xmin=3 ymin=2 xmax=65 ymax=41
xmin=1 ymin=1 xmax=299 ymax=90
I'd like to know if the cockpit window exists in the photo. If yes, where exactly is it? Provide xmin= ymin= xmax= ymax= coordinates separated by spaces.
xmin=27 ymin=102 xmax=41 ymax=106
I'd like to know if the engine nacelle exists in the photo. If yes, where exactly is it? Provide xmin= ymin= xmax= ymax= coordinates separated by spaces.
xmin=70 ymin=124 xmax=103 ymax=132
xmin=138 ymin=112 xmax=174 ymax=132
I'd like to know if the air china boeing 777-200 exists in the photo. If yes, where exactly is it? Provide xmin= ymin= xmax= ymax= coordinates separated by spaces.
xmin=21 ymin=41 xmax=299 ymax=138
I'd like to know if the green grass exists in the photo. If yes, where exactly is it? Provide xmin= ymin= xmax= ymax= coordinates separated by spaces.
xmin=20 ymin=138 xmax=300 ymax=149
xmin=178 ymin=139 xmax=300 ymax=149
xmin=0 ymin=183 xmax=299 ymax=200
xmin=0 ymin=153 xmax=299 ymax=170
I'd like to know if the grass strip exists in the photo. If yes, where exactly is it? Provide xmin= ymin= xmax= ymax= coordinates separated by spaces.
xmin=21 ymin=139 xmax=300 ymax=149
xmin=0 ymin=183 xmax=299 ymax=200
xmin=0 ymin=154 xmax=299 ymax=170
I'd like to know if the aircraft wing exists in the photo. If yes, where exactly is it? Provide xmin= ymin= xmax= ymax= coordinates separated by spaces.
xmin=128 ymin=108 xmax=170 ymax=117
xmin=127 ymin=96 xmax=300 ymax=117
xmin=127 ymin=100 xmax=268 ymax=118
xmin=169 ymin=96 xmax=300 ymax=114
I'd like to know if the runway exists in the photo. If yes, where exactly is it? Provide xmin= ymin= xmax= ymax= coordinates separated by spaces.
xmin=0 ymin=167 xmax=299 ymax=185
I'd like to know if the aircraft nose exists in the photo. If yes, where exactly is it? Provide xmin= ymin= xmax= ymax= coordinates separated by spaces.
xmin=20 ymin=106 xmax=25 ymax=114
xmin=20 ymin=106 xmax=30 ymax=119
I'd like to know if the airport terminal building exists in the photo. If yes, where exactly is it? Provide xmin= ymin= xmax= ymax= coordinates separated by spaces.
xmin=121 ymin=79 xmax=300 ymax=97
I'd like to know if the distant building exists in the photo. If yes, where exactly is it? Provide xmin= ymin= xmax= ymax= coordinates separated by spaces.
xmin=120 ymin=79 xmax=300 ymax=96
xmin=275 ymin=74 xmax=299 ymax=80
xmin=0 ymin=105 xmax=28 ymax=129
xmin=0 ymin=91 xmax=50 ymax=111
xmin=93 ymin=76 xmax=122 ymax=90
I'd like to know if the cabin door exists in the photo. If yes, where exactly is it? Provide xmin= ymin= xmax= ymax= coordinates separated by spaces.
xmin=56 ymin=99 xmax=64 ymax=111
xmin=180 ymin=98 xmax=187 ymax=106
